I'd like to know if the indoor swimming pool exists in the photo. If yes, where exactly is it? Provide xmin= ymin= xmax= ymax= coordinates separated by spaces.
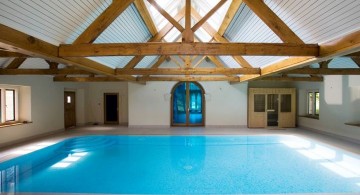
xmin=0 ymin=135 xmax=359 ymax=194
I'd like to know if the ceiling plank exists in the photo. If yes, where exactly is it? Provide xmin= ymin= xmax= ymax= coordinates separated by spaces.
xmin=0 ymin=51 xmax=28 ymax=57
xmin=0 ymin=24 xmax=132 ymax=79
xmin=182 ymin=0 xmax=194 ymax=43
xmin=218 ymin=0 xmax=243 ymax=36
xmin=243 ymin=0 xmax=304 ymax=44
xmin=0 ymin=69 xmax=92 ymax=75
xmin=240 ymin=29 xmax=360 ymax=82
xmin=6 ymin=58 xmax=26 ymax=69
xmin=192 ymin=0 xmax=228 ymax=32
xmin=74 ymin=0 xmax=134 ymax=44
xmin=192 ymin=7 xmax=253 ymax=68
xmin=147 ymin=0 xmax=184 ymax=32
xmin=115 ymin=67 xmax=260 ymax=75
xmin=260 ymin=76 xmax=323 ymax=82
xmin=134 ymin=0 xmax=157 ymax=36
xmin=59 ymin=42 xmax=319 ymax=57
xmin=287 ymin=68 xmax=360 ymax=75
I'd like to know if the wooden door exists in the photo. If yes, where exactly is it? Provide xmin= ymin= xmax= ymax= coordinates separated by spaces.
xmin=104 ymin=93 xmax=119 ymax=124
xmin=64 ymin=91 xmax=76 ymax=128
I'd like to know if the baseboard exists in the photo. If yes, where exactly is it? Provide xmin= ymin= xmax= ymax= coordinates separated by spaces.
xmin=0 ymin=128 xmax=65 ymax=149
xmin=298 ymin=126 xmax=360 ymax=145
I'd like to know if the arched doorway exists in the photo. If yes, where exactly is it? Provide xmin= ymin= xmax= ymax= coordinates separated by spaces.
xmin=171 ymin=82 xmax=205 ymax=126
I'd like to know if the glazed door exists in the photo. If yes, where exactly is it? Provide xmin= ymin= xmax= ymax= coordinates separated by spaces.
xmin=64 ymin=91 xmax=76 ymax=128
xmin=267 ymin=94 xmax=279 ymax=127
xmin=172 ymin=82 xmax=204 ymax=126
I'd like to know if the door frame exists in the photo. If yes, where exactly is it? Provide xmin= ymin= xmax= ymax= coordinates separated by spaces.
xmin=64 ymin=91 xmax=76 ymax=129
xmin=171 ymin=82 xmax=205 ymax=127
xmin=104 ymin=93 xmax=119 ymax=124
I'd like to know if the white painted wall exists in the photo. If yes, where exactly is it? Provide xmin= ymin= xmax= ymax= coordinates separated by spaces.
xmin=294 ymin=75 xmax=360 ymax=140
xmin=85 ymin=82 xmax=128 ymax=125
xmin=0 ymin=76 xmax=86 ymax=146
xmin=128 ymin=81 xmax=248 ymax=127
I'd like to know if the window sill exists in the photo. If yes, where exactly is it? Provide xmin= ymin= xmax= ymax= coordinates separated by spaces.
xmin=345 ymin=123 xmax=360 ymax=127
xmin=0 ymin=121 xmax=32 ymax=128
xmin=299 ymin=115 xmax=319 ymax=120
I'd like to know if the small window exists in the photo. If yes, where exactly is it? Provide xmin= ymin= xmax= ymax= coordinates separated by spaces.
xmin=67 ymin=96 xmax=71 ymax=103
xmin=254 ymin=94 xmax=265 ymax=112
xmin=281 ymin=94 xmax=291 ymax=112
xmin=307 ymin=90 xmax=320 ymax=117
xmin=5 ymin=89 xmax=15 ymax=121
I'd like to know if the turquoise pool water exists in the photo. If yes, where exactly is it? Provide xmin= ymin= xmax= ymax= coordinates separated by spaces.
xmin=0 ymin=135 xmax=360 ymax=194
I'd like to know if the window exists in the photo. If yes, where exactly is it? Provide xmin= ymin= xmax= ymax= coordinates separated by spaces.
xmin=254 ymin=94 xmax=265 ymax=112
xmin=5 ymin=89 xmax=15 ymax=121
xmin=281 ymin=94 xmax=292 ymax=112
xmin=307 ymin=90 xmax=320 ymax=117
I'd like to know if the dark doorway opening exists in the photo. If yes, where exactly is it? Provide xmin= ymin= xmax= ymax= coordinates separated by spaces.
xmin=104 ymin=93 xmax=119 ymax=124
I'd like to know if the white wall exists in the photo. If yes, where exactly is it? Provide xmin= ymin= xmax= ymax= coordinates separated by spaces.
xmin=0 ymin=76 xmax=86 ymax=146
xmin=85 ymin=82 xmax=128 ymax=125
xmin=294 ymin=75 xmax=360 ymax=141
xmin=128 ymin=81 xmax=248 ymax=127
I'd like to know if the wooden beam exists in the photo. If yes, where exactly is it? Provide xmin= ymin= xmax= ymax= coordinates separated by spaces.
xmin=192 ymin=56 xmax=206 ymax=68
xmin=240 ymin=29 xmax=360 ymax=82
xmin=134 ymin=0 xmax=157 ymax=36
xmin=191 ymin=7 xmax=253 ymax=68
xmin=182 ymin=0 xmax=194 ymax=43
xmin=287 ymin=68 xmax=360 ymax=75
xmin=122 ymin=8 xmax=185 ymax=69
xmin=137 ymin=76 xmax=240 ymax=82
xmin=54 ymin=77 xmax=128 ymax=82
xmin=243 ymin=0 xmax=304 ymax=44
xmin=170 ymin=56 xmax=183 ymax=68
xmin=147 ymin=0 xmax=184 ymax=32
xmin=0 ymin=50 xmax=28 ymax=57
xmin=351 ymin=57 xmax=360 ymax=67
xmin=192 ymin=0 xmax=228 ymax=32
xmin=45 ymin=60 xmax=59 ymax=69
xmin=115 ymin=68 xmax=260 ymax=75
xmin=218 ymin=0 xmax=242 ymax=36
xmin=59 ymin=42 xmax=319 ymax=57
xmin=74 ymin=0 xmax=134 ymax=44
xmin=319 ymin=59 xmax=332 ymax=69
xmin=0 ymin=24 xmax=118 ymax=77
xmin=260 ymin=76 xmax=323 ymax=82
xmin=6 ymin=58 xmax=26 ymax=69
xmin=0 ymin=69 xmax=92 ymax=75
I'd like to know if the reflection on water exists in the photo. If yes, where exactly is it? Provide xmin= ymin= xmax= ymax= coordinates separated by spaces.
xmin=171 ymin=136 xmax=206 ymax=174
xmin=0 ymin=166 xmax=17 ymax=193
xmin=280 ymin=136 xmax=360 ymax=186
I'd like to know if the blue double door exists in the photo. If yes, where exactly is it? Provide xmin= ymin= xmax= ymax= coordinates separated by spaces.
xmin=172 ymin=82 xmax=204 ymax=126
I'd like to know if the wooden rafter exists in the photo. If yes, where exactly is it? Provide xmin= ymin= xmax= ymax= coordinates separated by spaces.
xmin=59 ymin=42 xmax=319 ymax=57
xmin=74 ymin=0 xmax=134 ymax=44
xmin=0 ymin=69 xmax=92 ymax=75
xmin=287 ymin=68 xmax=360 ymax=75
xmin=115 ymin=68 xmax=260 ymax=75
xmin=207 ymin=56 xmax=241 ymax=79
xmin=240 ymin=29 xmax=360 ymax=82
xmin=351 ymin=57 xmax=360 ymax=67
xmin=192 ymin=56 xmax=207 ymax=68
xmin=122 ymin=7 xmax=185 ymax=69
xmin=243 ymin=0 xmax=304 ymax=44
xmin=134 ymin=0 xmax=157 ymax=36
xmin=6 ymin=58 xmax=26 ymax=69
xmin=218 ymin=0 xmax=242 ymax=36
xmin=54 ymin=76 xmax=241 ymax=82
xmin=147 ymin=0 xmax=184 ymax=32
xmin=0 ymin=51 xmax=28 ymax=57
xmin=319 ymin=60 xmax=332 ymax=69
xmin=191 ymin=0 xmax=228 ymax=32
xmin=260 ymin=76 xmax=323 ymax=82
xmin=192 ymin=7 xmax=253 ymax=68
xmin=54 ymin=77 xmax=128 ymax=82
xmin=45 ymin=60 xmax=59 ymax=69
xmin=0 ymin=24 xmax=139 ymax=81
